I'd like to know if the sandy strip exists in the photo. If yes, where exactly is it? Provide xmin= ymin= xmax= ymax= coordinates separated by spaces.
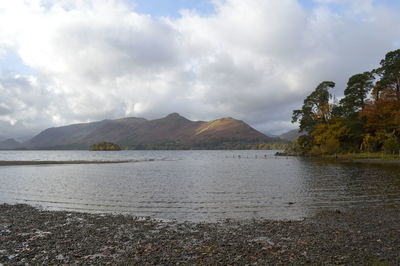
xmin=0 ymin=160 xmax=134 ymax=166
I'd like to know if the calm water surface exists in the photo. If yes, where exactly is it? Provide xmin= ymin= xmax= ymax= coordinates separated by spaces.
xmin=0 ymin=150 xmax=399 ymax=222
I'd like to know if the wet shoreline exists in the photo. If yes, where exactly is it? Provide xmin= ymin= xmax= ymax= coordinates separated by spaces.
xmin=277 ymin=152 xmax=400 ymax=166
xmin=337 ymin=158 xmax=400 ymax=166
xmin=1 ymin=204 xmax=399 ymax=264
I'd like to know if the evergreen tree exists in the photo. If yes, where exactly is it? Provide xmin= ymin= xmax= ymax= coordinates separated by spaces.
xmin=292 ymin=81 xmax=335 ymax=132
xmin=340 ymin=72 xmax=373 ymax=117
xmin=375 ymin=49 xmax=400 ymax=101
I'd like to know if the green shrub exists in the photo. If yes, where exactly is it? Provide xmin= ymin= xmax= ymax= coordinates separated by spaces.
xmin=383 ymin=136 xmax=400 ymax=154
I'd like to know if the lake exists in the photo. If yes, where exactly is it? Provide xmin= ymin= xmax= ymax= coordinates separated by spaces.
xmin=0 ymin=150 xmax=399 ymax=222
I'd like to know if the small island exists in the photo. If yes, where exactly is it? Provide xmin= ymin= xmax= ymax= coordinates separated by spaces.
xmin=89 ymin=142 xmax=121 ymax=151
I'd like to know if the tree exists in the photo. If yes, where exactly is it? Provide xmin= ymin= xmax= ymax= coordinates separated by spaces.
xmin=311 ymin=118 xmax=354 ymax=154
xmin=89 ymin=142 xmax=121 ymax=151
xmin=293 ymin=135 xmax=314 ymax=155
xmin=383 ymin=135 xmax=400 ymax=155
xmin=362 ymin=99 xmax=400 ymax=134
xmin=371 ymin=81 xmax=383 ymax=101
xmin=339 ymin=72 xmax=373 ymax=117
xmin=375 ymin=49 xmax=400 ymax=101
xmin=292 ymin=81 xmax=335 ymax=132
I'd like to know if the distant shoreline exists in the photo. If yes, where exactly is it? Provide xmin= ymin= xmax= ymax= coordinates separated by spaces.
xmin=0 ymin=147 xmax=285 ymax=151
xmin=322 ymin=153 xmax=400 ymax=166
xmin=276 ymin=152 xmax=400 ymax=166
xmin=0 ymin=160 xmax=134 ymax=166
xmin=332 ymin=158 xmax=400 ymax=166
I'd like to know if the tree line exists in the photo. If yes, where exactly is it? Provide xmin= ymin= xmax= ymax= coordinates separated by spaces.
xmin=89 ymin=142 xmax=121 ymax=151
xmin=290 ymin=49 xmax=400 ymax=155
xmin=125 ymin=139 xmax=288 ymax=150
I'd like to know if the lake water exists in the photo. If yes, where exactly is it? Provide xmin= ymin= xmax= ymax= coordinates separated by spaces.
xmin=0 ymin=150 xmax=399 ymax=222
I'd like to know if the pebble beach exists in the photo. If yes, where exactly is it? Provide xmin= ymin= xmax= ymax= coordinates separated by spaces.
xmin=1 ymin=204 xmax=399 ymax=265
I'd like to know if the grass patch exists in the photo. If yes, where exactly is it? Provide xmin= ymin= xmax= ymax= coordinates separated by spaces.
xmin=324 ymin=152 xmax=400 ymax=160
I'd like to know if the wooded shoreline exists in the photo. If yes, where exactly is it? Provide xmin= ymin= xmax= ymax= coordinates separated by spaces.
xmin=290 ymin=49 xmax=400 ymax=157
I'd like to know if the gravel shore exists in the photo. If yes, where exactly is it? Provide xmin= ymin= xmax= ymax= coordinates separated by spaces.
xmin=1 ymin=204 xmax=399 ymax=265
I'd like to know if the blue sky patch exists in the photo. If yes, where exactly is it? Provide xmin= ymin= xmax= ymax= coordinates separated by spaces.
xmin=0 ymin=50 xmax=34 ymax=76
xmin=127 ymin=0 xmax=216 ymax=18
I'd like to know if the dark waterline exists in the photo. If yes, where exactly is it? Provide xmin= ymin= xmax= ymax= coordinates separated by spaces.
xmin=0 ymin=150 xmax=399 ymax=222
xmin=0 ymin=160 xmax=133 ymax=166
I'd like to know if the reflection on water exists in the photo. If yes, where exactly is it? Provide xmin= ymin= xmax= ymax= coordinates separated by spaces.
xmin=0 ymin=150 xmax=399 ymax=222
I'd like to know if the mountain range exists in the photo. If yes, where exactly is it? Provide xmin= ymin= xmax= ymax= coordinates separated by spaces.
xmin=0 ymin=113 xmax=305 ymax=150
xmin=0 ymin=113 xmax=286 ymax=150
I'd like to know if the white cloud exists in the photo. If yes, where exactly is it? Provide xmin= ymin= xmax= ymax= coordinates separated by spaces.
xmin=0 ymin=0 xmax=399 ymax=138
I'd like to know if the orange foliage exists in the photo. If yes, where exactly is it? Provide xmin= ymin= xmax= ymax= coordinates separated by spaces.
xmin=361 ymin=99 xmax=400 ymax=134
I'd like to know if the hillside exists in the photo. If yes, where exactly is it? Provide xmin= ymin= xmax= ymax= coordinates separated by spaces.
xmin=24 ymin=113 xmax=278 ymax=149
xmin=0 ymin=138 xmax=21 ymax=150
xmin=25 ymin=120 xmax=111 ymax=149
xmin=279 ymin=129 xmax=305 ymax=142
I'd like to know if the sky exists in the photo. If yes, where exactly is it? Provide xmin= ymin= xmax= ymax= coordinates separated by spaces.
xmin=1 ymin=0 xmax=400 ymax=140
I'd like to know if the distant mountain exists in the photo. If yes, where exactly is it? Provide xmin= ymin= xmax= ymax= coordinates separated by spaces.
xmin=25 ymin=120 xmax=112 ymax=149
xmin=0 ymin=136 xmax=6 ymax=142
xmin=279 ymin=129 xmax=305 ymax=142
xmin=16 ymin=135 xmax=34 ymax=143
xmin=0 ymin=138 xmax=21 ymax=150
xmin=24 ymin=113 xmax=279 ymax=149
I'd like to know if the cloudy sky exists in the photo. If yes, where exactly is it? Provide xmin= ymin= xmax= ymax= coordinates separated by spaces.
xmin=1 ymin=0 xmax=400 ymax=140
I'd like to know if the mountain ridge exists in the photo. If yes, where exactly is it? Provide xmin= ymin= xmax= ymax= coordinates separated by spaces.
xmin=0 ymin=138 xmax=21 ymax=150
xmin=279 ymin=129 xmax=305 ymax=142
xmin=24 ymin=113 xmax=280 ymax=150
